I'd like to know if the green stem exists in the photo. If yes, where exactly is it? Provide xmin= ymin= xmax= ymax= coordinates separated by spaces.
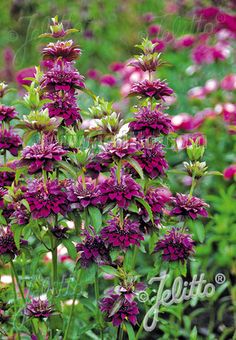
xmin=119 ymin=208 xmax=124 ymax=229
xmin=63 ymin=269 xmax=81 ymax=340
xmin=189 ymin=175 xmax=196 ymax=197
xmin=94 ymin=270 xmax=104 ymax=339
xmin=116 ymin=161 xmax=122 ymax=184
xmin=11 ymin=261 xmax=25 ymax=302
xmin=117 ymin=325 xmax=123 ymax=340
xmin=51 ymin=236 xmax=58 ymax=295
xmin=3 ymin=151 xmax=6 ymax=165
xmin=132 ymin=245 xmax=138 ymax=269
xmin=135 ymin=321 xmax=144 ymax=340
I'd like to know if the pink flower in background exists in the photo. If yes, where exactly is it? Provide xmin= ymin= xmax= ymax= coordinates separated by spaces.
xmin=188 ymin=87 xmax=206 ymax=100
xmin=223 ymin=165 xmax=236 ymax=180
xmin=176 ymin=132 xmax=207 ymax=150
xmin=174 ymin=35 xmax=195 ymax=49
xmin=204 ymin=79 xmax=219 ymax=94
xmin=109 ymin=62 xmax=124 ymax=72
xmin=16 ymin=67 xmax=36 ymax=86
xmin=100 ymin=74 xmax=117 ymax=87
xmin=148 ymin=24 xmax=161 ymax=36
xmin=192 ymin=108 xmax=217 ymax=129
xmin=172 ymin=113 xmax=194 ymax=131
xmin=151 ymin=38 xmax=166 ymax=52
xmin=221 ymin=74 xmax=236 ymax=91
xmin=142 ymin=12 xmax=155 ymax=23
xmin=87 ymin=69 xmax=100 ymax=80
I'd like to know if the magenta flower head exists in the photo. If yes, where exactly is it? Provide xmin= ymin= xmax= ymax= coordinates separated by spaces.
xmin=25 ymin=179 xmax=69 ymax=219
xmin=0 ymin=226 xmax=27 ymax=260
xmin=0 ymin=188 xmax=6 ymax=209
xmin=0 ymin=128 xmax=22 ymax=156
xmin=223 ymin=164 xmax=236 ymax=180
xmin=100 ymin=293 xmax=139 ymax=327
xmin=44 ymin=91 xmax=82 ymax=126
xmin=128 ymin=79 xmax=173 ymax=101
xmin=67 ymin=179 xmax=99 ymax=211
xmin=145 ymin=186 xmax=172 ymax=215
xmin=24 ymin=298 xmax=53 ymax=319
xmin=154 ymin=228 xmax=195 ymax=263
xmin=76 ymin=227 xmax=110 ymax=268
xmin=40 ymin=60 xmax=85 ymax=93
xmin=97 ymin=139 xmax=141 ymax=164
xmin=170 ymin=193 xmax=209 ymax=219
xmin=10 ymin=203 xmax=30 ymax=226
xmin=129 ymin=105 xmax=173 ymax=138
xmin=133 ymin=142 xmax=168 ymax=179
xmin=20 ymin=140 xmax=67 ymax=174
xmin=101 ymin=217 xmax=144 ymax=249
xmin=95 ymin=170 xmax=144 ymax=209
xmin=100 ymin=74 xmax=117 ymax=87
xmin=0 ymin=105 xmax=17 ymax=122
xmin=0 ymin=162 xmax=16 ymax=187
xmin=42 ymin=40 xmax=81 ymax=62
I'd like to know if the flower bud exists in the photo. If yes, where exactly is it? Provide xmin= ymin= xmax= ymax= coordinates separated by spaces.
xmin=186 ymin=141 xmax=205 ymax=161
xmin=184 ymin=161 xmax=208 ymax=179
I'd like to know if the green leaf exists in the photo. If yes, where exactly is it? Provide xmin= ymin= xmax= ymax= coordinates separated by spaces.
xmin=135 ymin=197 xmax=153 ymax=223
xmin=190 ymin=326 xmax=198 ymax=340
xmin=126 ymin=158 xmax=144 ymax=179
xmin=100 ymin=265 xmax=120 ymax=277
xmin=0 ymin=213 xmax=7 ymax=225
xmin=127 ymin=202 xmax=139 ymax=214
xmin=193 ymin=220 xmax=205 ymax=243
xmin=48 ymin=313 xmax=64 ymax=330
xmin=88 ymin=206 xmax=102 ymax=232
xmin=62 ymin=239 xmax=77 ymax=260
xmin=125 ymin=322 xmax=136 ymax=340
xmin=57 ymin=161 xmax=77 ymax=179
xmin=11 ymin=225 xmax=23 ymax=249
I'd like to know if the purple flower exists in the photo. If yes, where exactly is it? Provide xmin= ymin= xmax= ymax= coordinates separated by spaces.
xmin=24 ymin=298 xmax=53 ymax=319
xmin=25 ymin=179 xmax=69 ymax=219
xmin=145 ymin=187 xmax=172 ymax=215
xmin=76 ymin=228 xmax=110 ymax=268
xmin=128 ymin=79 xmax=173 ymax=100
xmin=42 ymin=40 xmax=81 ymax=62
xmin=0 ymin=227 xmax=27 ymax=259
xmin=0 ymin=128 xmax=22 ymax=156
xmin=44 ymin=91 xmax=82 ymax=126
xmin=51 ymin=226 xmax=69 ymax=239
xmin=0 ymin=105 xmax=17 ymax=122
xmin=170 ymin=193 xmax=209 ymax=219
xmin=129 ymin=105 xmax=173 ymax=138
xmin=67 ymin=179 xmax=99 ymax=211
xmin=95 ymin=170 xmax=144 ymax=209
xmin=20 ymin=141 xmax=67 ymax=174
xmin=100 ymin=294 xmax=139 ymax=326
xmin=100 ymin=74 xmax=117 ymax=87
xmin=154 ymin=229 xmax=195 ymax=263
xmin=0 ymin=165 xmax=15 ymax=187
xmin=85 ymin=160 xmax=110 ymax=179
xmin=40 ymin=60 xmax=85 ymax=93
xmin=10 ymin=203 xmax=30 ymax=225
xmin=133 ymin=142 xmax=168 ymax=179
xmin=97 ymin=139 xmax=141 ymax=164
xmin=101 ymin=217 xmax=144 ymax=249
xmin=0 ymin=188 xmax=6 ymax=209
